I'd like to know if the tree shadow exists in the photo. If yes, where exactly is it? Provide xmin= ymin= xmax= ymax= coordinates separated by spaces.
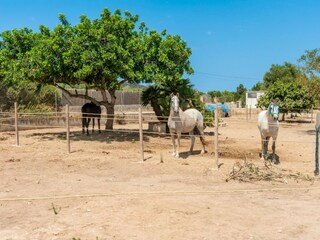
xmin=305 ymin=129 xmax=317 ymax=136
xmin=178 ymin=150 xmax=206 ymax=159
xmin=284 ymin=118 xmax=312 ymax=124
xmin=27 ymin=128 xmax=156 ymax=143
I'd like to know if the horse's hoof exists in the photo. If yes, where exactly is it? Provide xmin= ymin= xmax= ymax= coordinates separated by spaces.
xmin=200 ymin=150 xmax=205 ymax=154
xmin=272 ymin=159 xmax=279 ymax=165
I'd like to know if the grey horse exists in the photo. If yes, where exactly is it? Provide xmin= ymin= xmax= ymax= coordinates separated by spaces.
xmin=258 ymin=100 xmax=280 ymax=163
xmin=168 ymin=93 xmax=206 ymax=158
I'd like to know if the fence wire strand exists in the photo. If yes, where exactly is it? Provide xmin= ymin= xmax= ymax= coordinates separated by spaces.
xmin=1 ymin=186 xmax=320 ymax=202
xmin=1 ymin=108 xmax=318 ymax=146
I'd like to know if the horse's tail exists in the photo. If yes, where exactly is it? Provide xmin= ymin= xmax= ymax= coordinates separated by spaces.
xmin=194 ymin=126 xmax=207 ymax=146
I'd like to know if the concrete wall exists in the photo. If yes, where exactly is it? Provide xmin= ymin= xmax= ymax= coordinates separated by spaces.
xmin=61 ymin=90 xmax=142 ymax=106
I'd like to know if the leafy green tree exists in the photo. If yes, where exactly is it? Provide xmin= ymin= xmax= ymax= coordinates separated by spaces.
xmin=234 ymin=83 xmax=247 ymax=107
xmin=142 ymin=79 xmax=199 ymax=121
xmin=140 ymin=28 xmax=194 ymax=120
xmin=299 ymin=48 xmax=320 ymax=77
xmin=207 ymin=90 xmax=222 ymax=101
xmin=22 ymin=9 xmax=145 ymax=129
xmin=298 ymin=49 xmax=320 ymax=106
xmin=0 ymin=28 xmax=57 ymax=111
xmin=222 ymin=91 xmax=236 ymax=103
xmin=263 ymin=62 xmax=301 ymax=88
xmin=141 ymin=29 xmax=193 ymax=84
xmin=251 ymin=81 xmax=264 ymax=91
xmin=207 ymin=90 xmax=235 ymax=103
xmin=257 ymin=81 xmax=314 ymax=120
xmin=2 ymin=8 xmax=194 ymax=129
xmin=142 ymin=79 xmax=215 ymax=128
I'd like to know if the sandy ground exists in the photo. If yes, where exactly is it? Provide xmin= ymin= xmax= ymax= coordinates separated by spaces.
xmin=1 ymin=116 xmax=320 ymax=240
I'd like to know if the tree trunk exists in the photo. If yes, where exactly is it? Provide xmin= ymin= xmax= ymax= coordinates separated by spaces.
xmin=105 ymin=104 xmax=115 ymax=130
xmin=100 ymin=89 xmax=116 ymax=130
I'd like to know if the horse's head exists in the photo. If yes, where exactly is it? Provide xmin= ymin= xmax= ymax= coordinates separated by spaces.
xmin=269 ymin=100 xmax=280 ymax=120
xmin=170 ymin=93 xmax=180 ymax=114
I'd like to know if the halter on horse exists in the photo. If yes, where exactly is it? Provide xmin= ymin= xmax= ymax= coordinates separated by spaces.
xmin=258 ymin=100 xmax=280 ymax=163
xmin=167 ymin=93 xmax=206 ymax=158
xmin=81 ymin=102 xmax=102 ymax=135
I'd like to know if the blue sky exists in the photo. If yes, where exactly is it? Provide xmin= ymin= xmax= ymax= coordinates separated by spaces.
xmin=1 ymin=0 xmax=320 ymax=92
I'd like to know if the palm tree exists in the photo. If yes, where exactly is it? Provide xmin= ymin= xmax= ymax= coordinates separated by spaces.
xmin=141 ymin=79 xmax=201 ymax=123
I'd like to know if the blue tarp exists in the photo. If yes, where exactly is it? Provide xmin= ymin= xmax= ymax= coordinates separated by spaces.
xmin=206 ymin=103 xmax=229 ymax=113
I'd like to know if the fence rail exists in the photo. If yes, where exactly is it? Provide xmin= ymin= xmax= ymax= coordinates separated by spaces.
xmin=1 ymin=103 xmax=319 ymax=174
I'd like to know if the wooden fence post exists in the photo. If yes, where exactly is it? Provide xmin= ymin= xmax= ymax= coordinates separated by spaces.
xmin=14 ymin=102 xmax=19 ymax=146
xmin=246 ymin=105 xmax=248 ymax=121
xmin=66 ymin=104 xmax=70 ymax=153
xmin=139 ymin=107 xmax=144 ymax=162
xmin=315 ymin=113 xmax=320 ymax=176
xmin=214 ymin=107 xmax=219 ymax=170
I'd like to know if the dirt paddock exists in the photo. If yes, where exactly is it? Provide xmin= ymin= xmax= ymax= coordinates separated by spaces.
xmin=1 ymin=117 xmax=320 ymax=240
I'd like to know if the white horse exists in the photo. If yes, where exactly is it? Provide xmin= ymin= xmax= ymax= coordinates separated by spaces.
xmin=257 ymin=100 xmax=280 ymax=163
xmin=167 ymin=93 xmax=206 ymax=158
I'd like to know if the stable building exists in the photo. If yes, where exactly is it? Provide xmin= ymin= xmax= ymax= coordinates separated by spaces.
xmin=246 ymin=91 xmax=265 ymax=108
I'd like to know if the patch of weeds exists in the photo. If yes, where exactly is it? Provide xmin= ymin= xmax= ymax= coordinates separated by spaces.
xmin=0 ymin=136 xmax=8 ymax=141
xmin=57 ymin=134 xmax=66 ymax=140
xmin=226 ymin=159 xmax=314 ymax=183
xmin=50 ymin=203 xmax=61 ymax=215
xmin=115 ymin=113 xmax=126 ymax=125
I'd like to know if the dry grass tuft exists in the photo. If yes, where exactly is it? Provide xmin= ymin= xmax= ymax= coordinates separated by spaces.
xmin=226 ymin=159 xmax=314 ymax=183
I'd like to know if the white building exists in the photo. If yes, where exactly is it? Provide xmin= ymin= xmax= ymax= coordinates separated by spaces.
xmin=246 ymin=91 xmax=265 ymax=108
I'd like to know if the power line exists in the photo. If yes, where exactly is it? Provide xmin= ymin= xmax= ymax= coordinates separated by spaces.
xmin=194 ymin=71 xmax=262 ymax=81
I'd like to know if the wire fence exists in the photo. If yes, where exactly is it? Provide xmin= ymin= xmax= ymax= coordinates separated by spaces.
xmin=1 ymin=103 xmax=319 ymax=174
xmin=0 ymin=105 xmax=318 ymax=136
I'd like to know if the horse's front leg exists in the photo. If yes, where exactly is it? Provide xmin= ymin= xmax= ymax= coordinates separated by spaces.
xmin=266 ymin=136 xmax=271 ymax=159
xmin=263 ymin=136 xmax=271 ymax=160
xmin=98 ymin=118 xmax=101 ymax=133
xmin=86 ymin=118 xmax=91 ymax=135
xmin=176 ymin=132 xmax=181 ymax=158
xmin=82 ymin=116 xmax=86 ymax=134
xmin=171 ymin=132 xmax=177 ymax=157
xmin=92 ymin=118 xmax=95 ymax=133
xmin=261 ymin=137 xmax=268 ymax=160
xmin=260 ymin=138 xmax=265 ymax=160
xmin=271 ymin=138 xmax=277 ymax=164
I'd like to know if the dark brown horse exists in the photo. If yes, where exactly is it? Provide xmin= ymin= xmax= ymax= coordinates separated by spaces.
xmin=81 ymin=102 xmax=102 ymax=135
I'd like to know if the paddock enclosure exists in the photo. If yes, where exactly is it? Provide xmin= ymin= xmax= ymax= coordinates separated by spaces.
xmin=1 ymin=107 xmax=320 ymax=240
